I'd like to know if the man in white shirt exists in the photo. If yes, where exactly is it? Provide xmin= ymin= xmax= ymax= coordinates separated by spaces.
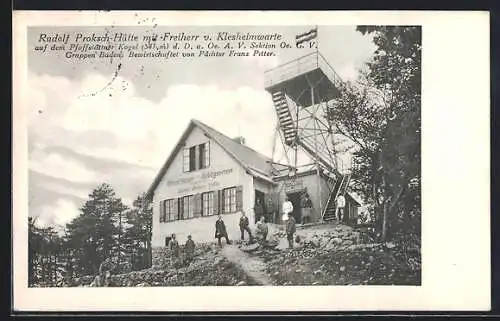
xmin=336 ymin=194 xmax=346 ymax=222
xmin=282 ymin=196 xmax=294 ymax=222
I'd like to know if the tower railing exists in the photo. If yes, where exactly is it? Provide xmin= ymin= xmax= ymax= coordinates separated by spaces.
xmin=264 ymin=51 xmax=344 ymax=90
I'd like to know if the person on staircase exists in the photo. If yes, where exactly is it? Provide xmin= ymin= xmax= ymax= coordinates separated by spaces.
xmin=215 ymin=215 xmax=232 ymax=246
xmin=239 ymin=210 xmax=254 ymax=242
xmin=336 ymin=194 xmax=346 ymax=223
xmin=301 ymin=192 xmax=313 ymax=225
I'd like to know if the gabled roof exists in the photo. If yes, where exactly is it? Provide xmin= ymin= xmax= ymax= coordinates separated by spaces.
xmin=145 ymin=119 xmax=275 ymax=201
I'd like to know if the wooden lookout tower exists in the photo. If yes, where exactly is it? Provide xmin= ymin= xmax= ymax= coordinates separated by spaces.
xmin=265 ymin=28 xmax=354 ymax=222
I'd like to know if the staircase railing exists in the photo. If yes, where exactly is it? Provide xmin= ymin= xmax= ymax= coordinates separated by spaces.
xmin=321 ymin=175 xmax=342 ymax=221
xmin=320 ymin=173 xmax=352 ymax=221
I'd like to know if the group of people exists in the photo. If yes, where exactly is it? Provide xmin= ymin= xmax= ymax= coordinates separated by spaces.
xmin=281 ymin=193 xmax=313 ymax=225
xmin=282 ymin=192 xmax=347 ymax=224
xmin=214 ymin=211 xmax=269 ymax=246
xmin=187 ymin=192 xmax=347 ymax=252
xmin=90 ymin=256 xmax=116 ymax=287
xmin=168 ymin=233 xmax=196 ymax=264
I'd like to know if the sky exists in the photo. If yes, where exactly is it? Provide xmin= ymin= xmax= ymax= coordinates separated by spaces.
xmin=27 ymin=25 xmax=376 ymax=228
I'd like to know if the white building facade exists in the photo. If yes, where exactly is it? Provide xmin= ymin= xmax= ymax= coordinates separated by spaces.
xmin=146 ymin=119 xmax=360 ymax=248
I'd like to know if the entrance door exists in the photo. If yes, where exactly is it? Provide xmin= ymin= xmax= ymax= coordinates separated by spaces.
xmin=286 ymin=192 xmax=302 ymax=223
xmin=254 ymin=190 xmax=266 ymax=223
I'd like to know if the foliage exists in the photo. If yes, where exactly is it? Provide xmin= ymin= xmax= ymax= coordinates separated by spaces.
xmin=28 ymin=184 xmax=153 ymax=287
xmin=28 ymin=217 xmax=66 ymax=286
xmin=122 ymin=194 xmax=153 ymax=271
xmin=328 ymin=26 xmax=421 ymax=240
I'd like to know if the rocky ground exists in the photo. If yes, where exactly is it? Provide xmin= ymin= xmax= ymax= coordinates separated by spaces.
xmin=68 ymin=222 xmax=420 ymax=287
xmin=70 ymin=243 xmax=258 ymax=287
xmin=240 ymin=222 xmax=421 ymax=286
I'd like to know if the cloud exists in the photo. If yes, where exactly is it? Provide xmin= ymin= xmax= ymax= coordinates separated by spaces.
xmin=29 ymin=148 xmax=99 ymax=184
xmin=28 ymin=71 xmax=279 ymax=226
xmin=36 ymin=198 xmax=80 ymax=227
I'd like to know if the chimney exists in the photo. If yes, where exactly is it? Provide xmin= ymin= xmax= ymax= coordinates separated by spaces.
xmin=232 ymin=136 xmax=246 ymax=145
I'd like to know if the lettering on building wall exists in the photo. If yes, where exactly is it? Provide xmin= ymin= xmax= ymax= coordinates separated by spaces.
xmin=167 ymin=168 xmax=234 ymax=193
xmin=283 ymin=178 xmax=304 ymax=191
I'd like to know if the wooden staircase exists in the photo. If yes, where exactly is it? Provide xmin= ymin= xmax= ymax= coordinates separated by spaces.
xmin=322 ymin=173 xmax=351 ymax=221
xmin=271 ymin=91 xmax=296 ymax=146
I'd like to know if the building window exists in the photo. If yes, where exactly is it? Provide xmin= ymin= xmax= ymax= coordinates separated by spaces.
xmin=202 ymin=191 xmax=215 ymax=216
xmin=199 ymin=142 xmax=210 ymax=169
xmin=189 ymin=146 xmax=197 ymax=172
xmin=223 ymin=187 xmax=237 ymax=213
xmin=180 ymin=195 xmax=194 ymax=220
xmin=183 ymin=141 xmax=210 ymax=172
xmin=159 ymin=199 xmax=176 ymax=222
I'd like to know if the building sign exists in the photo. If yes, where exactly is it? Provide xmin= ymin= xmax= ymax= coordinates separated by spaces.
xmin=166 ymin=168 xmax=235 ymax=194
xmin=282 ymin=178 xmax=304 ymax=191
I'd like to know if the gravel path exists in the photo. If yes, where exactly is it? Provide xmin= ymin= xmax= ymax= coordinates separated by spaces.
xmin=220 ymin=245 xmax=271 ymax=285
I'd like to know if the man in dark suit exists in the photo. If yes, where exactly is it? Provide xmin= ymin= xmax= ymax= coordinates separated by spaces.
xmin=183 ymin=235 xmax=195 ymax=264
xmin=286 ymin=212 xmax=297 ymax=249
xmin=215 ymin=215 xmax=232 ymax=246
xmin=239 ymin=210 xmax=253 ymax=242
xmin=254 ymin=198 xmax=264 ymax=223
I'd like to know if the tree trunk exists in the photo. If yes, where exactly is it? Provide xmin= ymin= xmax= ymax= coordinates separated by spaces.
xmin=382 ymin=200 xmax=389 ymax=241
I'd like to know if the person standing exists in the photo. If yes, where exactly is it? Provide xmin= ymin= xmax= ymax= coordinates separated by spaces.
xmin=285 ymin=212 xmax=296 ymax=249
xmin=169 ymin=233 xmax=180 ymax=265
xmin=282 ymin=196 xmax=294 ymax=223
xmin=301 ymin=193 xmax=313 ymax=225
xmin=239 ymin=211 xmax=253 ymax=242
xmin=336 ymin=194 xmax=346 ymax=223
xmin=184 ymin=235 xmax=195 ymax=264
xmin=97 ymin=256 xmax=116 ymax=287
xmin=215 ymin=215 xmax=232 ymax=246
xmin=254 ymin=198 xmax=264 ymax=224
xmin=255 ymin=215 xmax=269 ymax=243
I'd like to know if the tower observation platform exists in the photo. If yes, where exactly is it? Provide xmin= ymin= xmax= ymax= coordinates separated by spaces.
xmin=264 ymin=51 xmax=343 ymax=107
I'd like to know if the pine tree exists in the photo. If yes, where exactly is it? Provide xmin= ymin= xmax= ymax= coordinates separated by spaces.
xmin=122 ymin=194 xmax=152 ymax=270
xmin=30 ymin=184 xmax=154 ymax=285
xmin=65 ymin=183 xmax=127 ymax=276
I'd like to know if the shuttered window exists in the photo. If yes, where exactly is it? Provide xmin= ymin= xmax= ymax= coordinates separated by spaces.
xmin=213 ymin=190 xmax=220 ymax=215
xmin=219 ymin=190 xmax=225 ymax=214
xmin=205 ymin=142 xmax=210 ymax=167
xmin=223 ymin=186 xmax=242 ymax=214
xmin=184 ymin=142 xmax=210 ymax=172
xmin=202 ymin=191 xmax=215 ymax=216
xmin=236 ymin=186 xmax=243 ymax=211
xmin=178 ymin=197 xmax=184 ymax=220
xmin=223 ymin=187 xmax=235 ymax=213
xmin=171 ymin=199 xmax=178 ymax=221
xmin=159 ymin=199 xmax=176 ymax=222
xmin=189 ymin=146 xmax=197 ymax=171
xmin=183 ymin=148 xmax=190 ymax=172
xmin=194 ymin=193 xmax=202 ymax=218
xmin=159 ymin=200 xmax=165 ymax=222
xmin=181 ymin=195 xmax=195 ymax=219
